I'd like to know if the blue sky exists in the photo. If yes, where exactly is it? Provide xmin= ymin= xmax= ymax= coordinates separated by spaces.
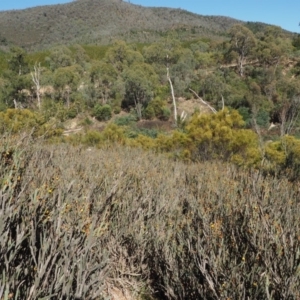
xmin=0 ymin=0 xmax=299 ymax=33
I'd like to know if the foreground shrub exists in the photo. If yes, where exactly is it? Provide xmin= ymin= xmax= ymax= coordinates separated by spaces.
xmin=1 ymin=137 xmax=299 ymax=299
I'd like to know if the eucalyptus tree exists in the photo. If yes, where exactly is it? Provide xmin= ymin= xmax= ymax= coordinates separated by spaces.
xmin=46 ymin=45 xmax=73 ymax=71
xmin=228 ymin=24 xmax=257 ymax=76
xmin=122 ymin=62 xmax=158 ymax=120
xmin=105 ymin=40 xmax=144 ymax=73
xmin=255 ymin=26 xmax=293 ymax=70
xmin=272 ymin=78 xmax=300 ymax=136
xmin=90 ymin=61 xmax=118 ymax=105
xmin=53 ymin=65 xmax=81 ymax=108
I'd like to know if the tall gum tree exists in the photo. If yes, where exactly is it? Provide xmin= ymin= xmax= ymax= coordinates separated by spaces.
xmin=228 ymin=24 xmax=256 ymax=77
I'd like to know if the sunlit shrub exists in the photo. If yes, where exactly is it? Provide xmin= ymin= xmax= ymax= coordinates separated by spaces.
xmin=0 ymin=108 xmax=45 ymax=133
xmin=265 ymin=135 xmax=300 ymax=179
xmin=102 ymin=123 xmax=126 ymax=144
xmin=186 ymin=109 xmax=261 ymax=165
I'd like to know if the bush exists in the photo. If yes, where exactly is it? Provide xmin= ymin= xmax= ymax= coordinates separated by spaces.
xmin=144 ymin=105 xmax=155 ymax=120
xmin=113 ymin=105 xmax=122 ymax=114
xmin=237 ymin=106 xmax=251 ymax=126
xmin=0 ymin=108 xmax=45 ymax=134
xmin=185 ymin=108 xmax=261 ymax=166
xmin=1 ymin=140 xmax=299 ymax=299
xmin=114 ymin=114 xmax=137 ymax=126
xmin=126 ymin=127 xmax=159 ymax=139
xmin=264 ymin=135 xmax=300 ymax=180
xmin=160 ymin=106 xmax=171 ymax=121
xmin=255 ymin=109 xmax=269 ymax=127
xmin=145 ymin=98 xmax=170 ymax=121
xmin=93 ymin=104 xmax=112 ymax=121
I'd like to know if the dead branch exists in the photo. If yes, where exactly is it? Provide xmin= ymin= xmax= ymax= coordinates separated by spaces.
xmin=189 ymin=88 xmax=217 ymax=114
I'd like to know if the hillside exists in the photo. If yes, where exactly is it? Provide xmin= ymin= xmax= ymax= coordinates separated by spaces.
xmin=0 ymin=0 xmax=242 ymax=50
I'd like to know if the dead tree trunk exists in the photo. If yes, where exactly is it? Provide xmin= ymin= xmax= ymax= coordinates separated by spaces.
xmin=31 ymin=63 xmax=42 ymax=110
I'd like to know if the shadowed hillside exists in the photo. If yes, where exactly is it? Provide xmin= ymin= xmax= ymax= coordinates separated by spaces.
xmin=0 ymin=0 xmax=241 ymax=50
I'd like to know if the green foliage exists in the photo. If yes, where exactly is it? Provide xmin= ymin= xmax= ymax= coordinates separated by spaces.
xmin=126 ymin=127 xmax=159 ymax=139
xmin=82 ymin=44 xmax=110 ymax=60
xmin=54 ymin=65 xmax=81 ymax=91
xmin=144 ymin=98 xmax=170 ymax=120
xmin=0 ymin=0 xmax=251 ymax=51
xmin=47 ymin=45 xmax=73 ymax=70
xmin=8 ymin=46 xmax=29 ymax=75
xmin=265 ymin=135 xmax=300 ymax=179
xmin=292 ymin=34 xmax=300 ymax=50
xmin=114 ymin=114 xmax=138 ymax=126
xmin=0 ymin=108 xmax=44 ymax=134
xmin=105 ymin=40 xmax=144 ymax=72
xmin=237 ymin=106 xmax=251 ymax=126
xmin=144 ymin=105 xmax=155 ymax=120
xmin=255 ymin=109 xmax=269 ymax=127
xmin=0 ymin=15 xmax=299 ymax=178
xmin=27 ymin=50 xmax=51 ymax=67
xmin=0 ymin=50 xmax=8 ymax=75
xmin=90 ymin=61 xmax=118 ymax=105
xmin=186 ymin=109 xmax=261 ymax=166
xmin=53 ymin=65 xmax=81 ymax=107
xmin=71 ymin=44 xmax=90 ymax=67
xmin=227 ymin=24 xmax=257 ymax=76
xmin=102 ymin=123 xmax=126 ymax=144
xmin=256 ymin=26 xmax=293 ymax=66
xmin=82 ymin=130 xmax=103 ymax=146
xmin=161 ymin=106 xmax=171 ymax=121
xmin=41 ymin=99 xmax=81 ymax=122
xmin=122 ymin=63 xmax=158 ymax=119
xmin=92 ymin=104 xmax=112 ymax=121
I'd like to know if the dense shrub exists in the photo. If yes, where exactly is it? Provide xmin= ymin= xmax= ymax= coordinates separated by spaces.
xmin=0 ymin=108 xmax=44 ymax=133
xmin=1 ymin=137 xmax=299 ymax=299
xmin=265 ymin=135 xmax=300 ymax=179
xmin=92 ymin=104 xmax=112 ymax=121
xmin=148 ymin=109 xmax=261 ymax=166
xmin=144 ymin=98 xmax=171 ymax=121
xmin=114 ymin=114 xmax=138 ymax=126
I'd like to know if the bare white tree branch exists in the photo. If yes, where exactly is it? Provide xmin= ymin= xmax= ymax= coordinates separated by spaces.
xmin=31 ymin=63 xmax=42 ymax=110
xmin=189 ymin=88 xmax=217 ymax=114
xmin=167 ymin=67 xmax=177 ymax=123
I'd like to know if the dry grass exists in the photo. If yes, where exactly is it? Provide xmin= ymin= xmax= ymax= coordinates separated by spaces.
xmin=1 ymin=135 xmax=299 ymax=299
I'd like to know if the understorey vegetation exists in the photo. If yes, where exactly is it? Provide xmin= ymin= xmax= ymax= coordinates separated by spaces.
xmin=0 ymin=137 xmax=299 ymax=299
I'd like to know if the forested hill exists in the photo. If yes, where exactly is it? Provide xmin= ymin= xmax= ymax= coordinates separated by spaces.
xmin=0 ymin=0 xmax=242 ymax=50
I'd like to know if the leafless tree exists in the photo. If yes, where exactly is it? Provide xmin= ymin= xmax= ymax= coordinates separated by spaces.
xmin=31 ymin=63 xmax=42 ymax=110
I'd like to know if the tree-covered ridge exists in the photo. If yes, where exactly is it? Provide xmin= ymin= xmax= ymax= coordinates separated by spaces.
xmin=0 ymin=0 xmax=243 ymax=50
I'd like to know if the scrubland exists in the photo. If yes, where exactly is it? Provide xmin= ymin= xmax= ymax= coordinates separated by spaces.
xmin=1 ymin=135 xmax=299 ymax=299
